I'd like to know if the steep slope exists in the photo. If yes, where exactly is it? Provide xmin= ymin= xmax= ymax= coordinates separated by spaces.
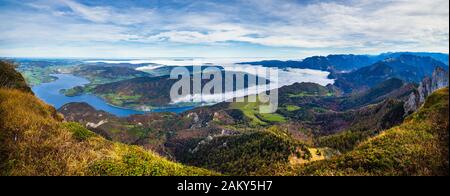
xmin=0 ymin=60 xmax=32 ymax=93
xmin=404 ymin=66 xmax=449 ymax=115
xmin=311 ymin=98 xmax=406 ymax=136
xmin=296 ymin=87 xmax=449 ymax=176
xmin=337 ymin=78 xmax=410 ymax=110
xmin=0 ymin=61 xmax=215 ymax=176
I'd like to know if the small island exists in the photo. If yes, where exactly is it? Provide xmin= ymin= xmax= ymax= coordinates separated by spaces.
xmin=60 ymin=86 xmax=84 ymax=97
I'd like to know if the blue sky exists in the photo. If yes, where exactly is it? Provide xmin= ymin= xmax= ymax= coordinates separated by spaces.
xmin=0 ymin=0 xmax=448 ymax=58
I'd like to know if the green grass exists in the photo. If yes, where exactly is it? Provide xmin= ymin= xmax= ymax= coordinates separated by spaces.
xmin=230 ymin=96 xmax=286 ymax=126
xmin=20 ymin=69 xmax=57 ymax=86
xmin=231 ymin=101 xmax=266 ymax=125
xmin=100 ymin=93 xmax=143 ymax=108
xmin=87 ymin=144 xmax=216 ymax=176
xmin=63 ymin=122 xmax=96 ymax=141
xmin=285 ymin=105 xmax=301 ymax=112
xmin=288 ymin=92 xmax=318 ymax=97
xmin=288 ymin=92 xmax=333 ymax=98
xmin=60 ymin=86 xmax=84 ymax=97
xmin=257 ymin=113 xmax=287 ymax=123
xmin=17 ymin=64 xmax=68 ymax=86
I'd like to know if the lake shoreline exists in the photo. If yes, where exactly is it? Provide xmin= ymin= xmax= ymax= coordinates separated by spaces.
xmin=32 ymin=74 xmax=195 ymax=117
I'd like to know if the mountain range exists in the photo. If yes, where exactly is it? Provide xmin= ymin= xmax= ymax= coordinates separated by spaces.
xmin=0 ymin=51 xmax=449 ymax=176
xmin=71 ymin=53 xmax=449 ymax=108
xmin=240 ymin=52 xmax=448 ymax=72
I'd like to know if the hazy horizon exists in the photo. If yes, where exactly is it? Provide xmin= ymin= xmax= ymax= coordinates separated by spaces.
xmin=2 ymin=51 xmax=449 ymax=60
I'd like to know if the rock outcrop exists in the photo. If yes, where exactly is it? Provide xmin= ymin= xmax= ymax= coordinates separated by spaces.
xmin=404 ymin=66 xmax=449 ymax=115
xmin=432 ymin=66 xmax=449 ymax=92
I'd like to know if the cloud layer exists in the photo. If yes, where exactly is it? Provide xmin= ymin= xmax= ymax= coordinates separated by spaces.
xmin=0 ymin=0 xmax=448 ymax=58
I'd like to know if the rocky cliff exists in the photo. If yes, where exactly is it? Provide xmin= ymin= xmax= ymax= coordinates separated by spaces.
xmin=404 ymin=66 xmax=449 ymax=115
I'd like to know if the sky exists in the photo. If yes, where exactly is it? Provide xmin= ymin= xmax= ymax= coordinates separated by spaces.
xmin=0 ymin=0 xmax=448 ymax=58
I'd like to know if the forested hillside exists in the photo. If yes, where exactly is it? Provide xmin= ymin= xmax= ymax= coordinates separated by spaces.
xmin=295 ymin=88 xmax=449 ymax=176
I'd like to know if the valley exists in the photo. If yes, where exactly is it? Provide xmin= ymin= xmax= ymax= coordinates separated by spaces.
xmin=1 ymin=0 xmax=450 ymax=184
xmin=1 ymin=51 xmax=449 ymax=176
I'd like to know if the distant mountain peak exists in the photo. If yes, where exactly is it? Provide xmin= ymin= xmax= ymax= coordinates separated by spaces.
xmin=382 ymin=57 xmax=397 ymax=63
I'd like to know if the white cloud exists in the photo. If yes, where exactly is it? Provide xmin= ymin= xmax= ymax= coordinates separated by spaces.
xmin=129 ymin=0 xmax=449 ymax=51
xmin=62 ymin=0 xmax=111 ymax=23
xmin=59 ymin=0 xmax=157 ymax=25
xmin=0 ymin=0 xmax=448 ymax=57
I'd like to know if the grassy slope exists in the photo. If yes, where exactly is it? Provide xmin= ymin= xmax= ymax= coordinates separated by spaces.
xmin=230 ymin=95 xmax=286 ymax=126
xmin=0 ymin=89 xmax=216 ymax=176
xmin=314 ymin=98 xmax=406 ymax=152
xmin=0 ymin=61 xmax=216 ymax=176
xmin=0 ymin=61 xmax=33 ymax=93
xmin=294 ymin=88 xmax=449 ymax=176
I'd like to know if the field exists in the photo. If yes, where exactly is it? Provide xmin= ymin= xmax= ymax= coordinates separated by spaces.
xmin=230 ymin=95 xmax=286 ymax=126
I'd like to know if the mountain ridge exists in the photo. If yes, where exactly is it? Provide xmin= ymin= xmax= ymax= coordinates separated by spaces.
xmin=2 ymin=54 xmax=449 ymax=176
xmin=294 ymin=87 xmax=449 ymax=176
xmin=238 ymin=52 xmax=448 ymax=72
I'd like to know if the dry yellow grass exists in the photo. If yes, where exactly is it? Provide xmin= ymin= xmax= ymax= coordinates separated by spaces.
xmin=0 ymin=88 xmax=215 ymax=176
